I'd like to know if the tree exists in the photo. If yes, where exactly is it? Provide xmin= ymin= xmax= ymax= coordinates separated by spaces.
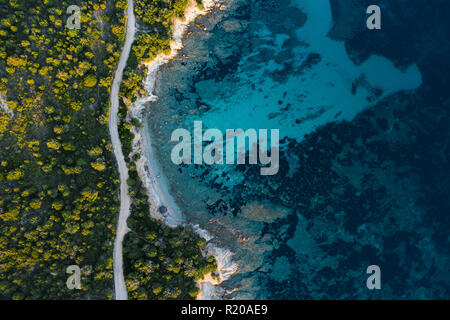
xmin=84 ymin=75 xmax=97 ymax=87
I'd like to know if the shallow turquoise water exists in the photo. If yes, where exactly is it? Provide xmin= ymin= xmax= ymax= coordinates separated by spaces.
xmin=144 ymin=0 xmax=450 ymax=299
xmin=189 ymin=0 xmax=421 ymax=142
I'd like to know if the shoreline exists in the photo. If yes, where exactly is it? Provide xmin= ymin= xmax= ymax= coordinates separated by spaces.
xmin=128 ymin=0 xmax=423 ymax=300
xmin=128 ymin=0 xmax=238 ymax=300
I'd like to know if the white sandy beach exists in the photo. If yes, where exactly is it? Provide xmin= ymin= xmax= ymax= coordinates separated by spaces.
xmin=128 ymin=0 xmax=239 ymax=300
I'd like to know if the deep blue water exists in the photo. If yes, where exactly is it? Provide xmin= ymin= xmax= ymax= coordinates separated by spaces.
xmin=146 ymin=0 xmax=450 ymax=299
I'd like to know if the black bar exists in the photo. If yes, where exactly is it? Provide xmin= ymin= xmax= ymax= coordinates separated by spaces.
xmin=1 ymin=300 xmax=447 ymax=319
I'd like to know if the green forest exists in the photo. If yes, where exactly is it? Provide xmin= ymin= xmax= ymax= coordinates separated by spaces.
xmin=119 ymin=0 xmax=217 ymax=300
xmin=0 ymin=0 xmax=215 ymax=300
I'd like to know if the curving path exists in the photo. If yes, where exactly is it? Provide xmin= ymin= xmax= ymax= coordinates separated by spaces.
xmin=109 ymin=0 xmax=136 ymax=300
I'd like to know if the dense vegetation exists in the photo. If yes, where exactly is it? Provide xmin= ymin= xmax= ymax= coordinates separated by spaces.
xmin=133 ymin=0 xmax=188 ymax=62
xmin=123 ymin=169 xmax=217 ymax=300
xmin=0 ymin=0 xmax=127 ymax=299
xmin=0 ymin=0 xmax=215 ymax=300
xmin=119 ymin=0 xmax=218 ymax=300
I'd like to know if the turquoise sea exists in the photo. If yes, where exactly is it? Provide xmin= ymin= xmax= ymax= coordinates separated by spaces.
xmin=145 ymin=0 xmax=450 ymax=298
